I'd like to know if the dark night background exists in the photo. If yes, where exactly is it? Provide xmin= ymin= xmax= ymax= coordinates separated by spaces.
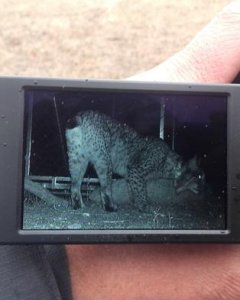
xmin=24 ymin=88 xmax=227 ymax=195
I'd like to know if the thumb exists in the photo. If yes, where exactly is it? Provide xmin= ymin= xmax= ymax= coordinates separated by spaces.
xmin=130 ymin=1 xmax=240 ymax=83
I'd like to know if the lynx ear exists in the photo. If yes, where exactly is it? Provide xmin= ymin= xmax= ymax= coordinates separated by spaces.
xmin=188 ymin=156 xmax=198 ymax=170
xmin=66 ymin=116 xmax=78 ymax=129
xmin=175 ymin=160 xmax=184 ymax=178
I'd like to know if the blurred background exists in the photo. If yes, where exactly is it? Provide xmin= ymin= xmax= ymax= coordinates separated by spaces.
xmin=0 ymin=0 xmax=230 ymax=79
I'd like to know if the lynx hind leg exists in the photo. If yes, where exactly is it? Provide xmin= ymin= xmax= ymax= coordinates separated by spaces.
xmin=93 ymin=155 xmax=117 ymax=212
xmin=128 ymin=167 xmax=148 ymax=212
xmin=69 ymin=156 xmax=88 ymax=209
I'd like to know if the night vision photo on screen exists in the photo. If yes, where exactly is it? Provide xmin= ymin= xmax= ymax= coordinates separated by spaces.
xmin=22 ymin=88 xmax=227 ymax=230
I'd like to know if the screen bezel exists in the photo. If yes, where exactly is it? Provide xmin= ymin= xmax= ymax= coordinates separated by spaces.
xmin=0 ymin=77 xmax=240 ymax=243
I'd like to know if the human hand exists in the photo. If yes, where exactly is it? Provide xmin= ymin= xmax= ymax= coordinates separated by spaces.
xmin=66 ymin=2 xmax=240 ymax=300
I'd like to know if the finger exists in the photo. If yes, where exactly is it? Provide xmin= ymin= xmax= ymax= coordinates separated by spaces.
xmin=67 ymin=244 xmax=240 ymax=300
xmin=129 ymin=1 xmax=240 ymax=83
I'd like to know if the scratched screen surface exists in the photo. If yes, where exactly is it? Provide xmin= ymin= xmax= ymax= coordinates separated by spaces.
xmin=22 ymin=88 xmax=227 ymax=230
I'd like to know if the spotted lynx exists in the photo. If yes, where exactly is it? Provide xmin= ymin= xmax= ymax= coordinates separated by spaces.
xmin=65 ymin=111 xmax=204 ymax=212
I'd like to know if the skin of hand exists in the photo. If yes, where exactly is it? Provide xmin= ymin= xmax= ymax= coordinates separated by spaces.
xmin=66 ymin=2 xmax=240 ymax=300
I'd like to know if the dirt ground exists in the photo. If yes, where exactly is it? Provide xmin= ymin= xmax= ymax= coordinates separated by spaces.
xmin=0 ymin=0 xmax=230 ymax=79
xmin=23 ymin=186 xmax=225 ymax=230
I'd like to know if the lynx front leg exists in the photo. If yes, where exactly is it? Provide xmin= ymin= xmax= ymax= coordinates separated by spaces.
xmin=69 ymin=156 xmax=88 ymax=209
xmin=128 ymin=167 xmax=148 ymax=212
xmin=93 ymin=157 xmax=117 ymax=212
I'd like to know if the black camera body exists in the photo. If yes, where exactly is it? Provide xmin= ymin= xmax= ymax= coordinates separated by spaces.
xmin=0 ymin=77 xmax=240 ymax=243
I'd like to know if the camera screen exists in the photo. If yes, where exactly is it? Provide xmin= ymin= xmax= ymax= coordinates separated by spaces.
xmin=22 ymin=88 xmax=227 ymax=230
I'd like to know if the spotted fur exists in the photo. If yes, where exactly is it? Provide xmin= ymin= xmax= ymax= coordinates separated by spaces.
xmin=65 ymin=111 xmax=203 ymax=211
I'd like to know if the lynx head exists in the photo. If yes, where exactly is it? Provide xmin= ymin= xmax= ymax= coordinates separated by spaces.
xmin=174 ymin=156 xmax=205 ymax=195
